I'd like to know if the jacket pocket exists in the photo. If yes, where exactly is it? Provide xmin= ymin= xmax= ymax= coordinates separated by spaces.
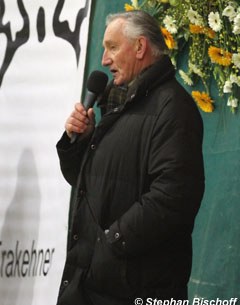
xmin=85 ymin=228 xmax=136 ymax=298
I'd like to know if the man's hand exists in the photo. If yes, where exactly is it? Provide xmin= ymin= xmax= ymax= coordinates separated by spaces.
xmin=65 ymin=103 xmax=95 ymax=139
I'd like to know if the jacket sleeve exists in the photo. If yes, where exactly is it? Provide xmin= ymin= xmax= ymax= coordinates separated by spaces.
xmin=106 ymin=98 xmax=205 ymax=258
xmin=56 ymin=131 xmax=92 ymax=187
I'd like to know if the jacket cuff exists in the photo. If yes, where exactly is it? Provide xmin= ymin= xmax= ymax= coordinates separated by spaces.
xmin=56 ymin=131 xmax=91 ymax=160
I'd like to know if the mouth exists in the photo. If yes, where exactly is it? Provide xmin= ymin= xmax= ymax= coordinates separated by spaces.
xmin=110 ymin=69 xmax=118 ymax=77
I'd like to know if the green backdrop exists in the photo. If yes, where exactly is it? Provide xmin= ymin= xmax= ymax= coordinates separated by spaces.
xmin=82 ymin=0 xmax=240 ymax=300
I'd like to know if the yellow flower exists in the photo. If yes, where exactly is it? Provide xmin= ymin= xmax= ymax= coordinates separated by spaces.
xmin=124 ymin=4 xmax=134 ymax=11
xmin=189 ymin=24 xmax=215 ymax=39
xmin=208 ymin=46 xmax=232 ymax=66
xmin=161 ymin=27 xmax=175 ymax=49
xmin=204 ymin=28 xmax=215 ymax=39
xmin=189 ymin=24 xmax=203 ymax=34
xmin=192 ymin=91 xmax=214 ymax=112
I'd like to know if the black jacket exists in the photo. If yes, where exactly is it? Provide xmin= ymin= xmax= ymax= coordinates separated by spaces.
xmin=56 ymin=56 xmax=205 ymax=305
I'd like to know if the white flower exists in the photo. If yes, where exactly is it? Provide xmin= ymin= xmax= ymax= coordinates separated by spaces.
xmin=232 ymin=53 xmax=240 ymax=69
xmin=147 ymin=0 xmax=155 ymax=7
xmin=179 ymin=70 xmax=193 ymax=86
xmin=234 ymin=13 xmax=240 ymax=25
xmin=131 ymin=0 xmax=138 ymax=8
xmin=208 ymin=12 xmax=222 ymax=32
xmin=230 ymin=74 xmax=240 ymax=86
xmin=187 ymin=8 xmax=203 ymax=26
xmin=233 ymin=14 xmax=240 ymax=34
xmin=188 ymin=62 xmax=204 ymax=78
xmin=223 ymin=80 xmax=232 ymax=93
xmin=233 ymin=25 xmax=240 ymax=34
xmin=222 ymin=5 xmax=237 ymax=22
xmin=227 ymin=97 xmax=238 ymax=108
xmin=170 ymin=56 xmax=177 ymax=67
xmin=163 ymin=15 xmax=178 ymax=34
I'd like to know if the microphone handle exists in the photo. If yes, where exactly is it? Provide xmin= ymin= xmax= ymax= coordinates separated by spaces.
xmin=70 ymin=91 xmax=96 ymax=144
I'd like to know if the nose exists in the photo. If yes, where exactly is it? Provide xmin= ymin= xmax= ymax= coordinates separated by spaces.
xmin=101 ymin=49 xmax=112 ymax=66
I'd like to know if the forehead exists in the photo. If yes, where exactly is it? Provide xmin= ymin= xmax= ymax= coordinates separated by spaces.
xmin=103 ymin=18 xmax=126 ymax=44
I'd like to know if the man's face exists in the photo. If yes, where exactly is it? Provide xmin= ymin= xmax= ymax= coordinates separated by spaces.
xmin=102 ymin=18 xmax=139 ymax=86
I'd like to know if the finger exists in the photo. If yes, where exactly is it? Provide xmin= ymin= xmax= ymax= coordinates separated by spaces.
xmin=87 ymin=108 xmax=95 ymax=124
xmin=67 ymin=116 xmax=89 ymax=130
xmin=65 ymin=119 xmax=88 ymax=134
xmin=75 ymin=103 xmax=87 ymax=116
xmin=70 ymin=109 xmax=89 ymax=124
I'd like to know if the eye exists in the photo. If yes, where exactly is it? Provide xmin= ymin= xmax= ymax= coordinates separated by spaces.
xmin=110 ymin=45 xmax=116 ymax=51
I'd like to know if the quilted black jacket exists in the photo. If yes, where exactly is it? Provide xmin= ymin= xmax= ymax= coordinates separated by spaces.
xmin=56 ymin=56 xmax=205 ymax=305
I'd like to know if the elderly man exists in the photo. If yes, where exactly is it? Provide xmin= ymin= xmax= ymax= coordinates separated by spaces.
xmin=56 ymin=10 xmax=205 ymax=305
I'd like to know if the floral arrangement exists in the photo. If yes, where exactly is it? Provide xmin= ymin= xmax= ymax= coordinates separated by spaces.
xmin=124 ymin=0 xmax=240 ymax=113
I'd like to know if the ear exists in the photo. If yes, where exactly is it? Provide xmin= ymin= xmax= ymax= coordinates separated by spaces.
xmin=135 ymin=36 xmax=148 ymax=59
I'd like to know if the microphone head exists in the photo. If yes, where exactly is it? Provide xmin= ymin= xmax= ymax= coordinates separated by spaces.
xmin=87 ymin=70 xmax=108 ymax=95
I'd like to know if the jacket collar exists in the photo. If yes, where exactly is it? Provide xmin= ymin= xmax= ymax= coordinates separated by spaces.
xmin=126 ymin=55 xmax=175 ymax=103
xmin=98 ymin=55 xmax=175 ymax=112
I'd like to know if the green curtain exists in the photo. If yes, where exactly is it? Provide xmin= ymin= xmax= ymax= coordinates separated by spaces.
xmin=82 ymin=0 xmax=240 ymax=299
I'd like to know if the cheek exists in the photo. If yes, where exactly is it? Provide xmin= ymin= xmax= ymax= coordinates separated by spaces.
xmin=122 ymin=60 xmax=135 ymax=79
xmin=119 ymin=56 xmax=133 ymax=73
xmin=117 ymin=47 xmax=135 ymax=70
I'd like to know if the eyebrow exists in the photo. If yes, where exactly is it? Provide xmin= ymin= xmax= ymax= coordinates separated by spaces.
xmin=103 ymin=40 xmax=117 ymax=48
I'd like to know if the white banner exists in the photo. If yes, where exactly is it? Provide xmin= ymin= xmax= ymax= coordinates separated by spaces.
xmin=0 ymin=1 xmax=92 ymax=304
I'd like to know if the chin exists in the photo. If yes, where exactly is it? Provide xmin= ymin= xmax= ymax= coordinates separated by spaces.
xmin=113 ymin=78 xmax=126 ymax=86
xmin=113 ymin=79 xmax=122 ymax=86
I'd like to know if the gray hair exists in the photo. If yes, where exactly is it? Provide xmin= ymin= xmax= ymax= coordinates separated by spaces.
xmin=106 ymin=10 xmax=168 ymax=58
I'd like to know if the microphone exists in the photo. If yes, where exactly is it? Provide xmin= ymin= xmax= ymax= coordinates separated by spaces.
xmin=70 ymin=70 xmax=108 ymax=144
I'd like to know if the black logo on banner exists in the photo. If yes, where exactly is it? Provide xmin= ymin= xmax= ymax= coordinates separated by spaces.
xmin=0 ymin=240 xmax=55 ymax=278
xmin=0 ymin=0 xmax=90 ymax=87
